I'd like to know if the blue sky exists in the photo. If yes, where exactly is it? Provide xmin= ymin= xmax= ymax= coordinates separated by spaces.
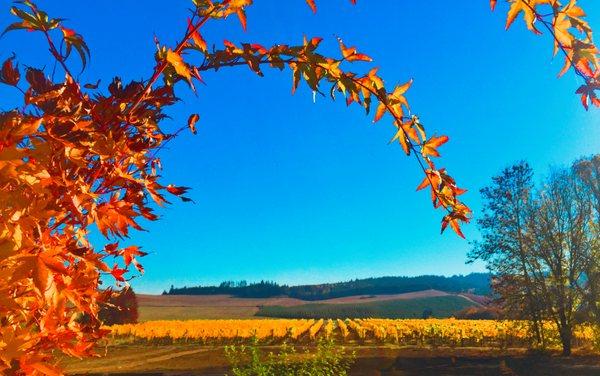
xmin=1 ymin=1 xmax=599 ymax=294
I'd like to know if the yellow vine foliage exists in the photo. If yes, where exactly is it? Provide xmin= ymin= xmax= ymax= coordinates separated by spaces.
xmin=108 ymin=318 xmax=597 ymax=349
xmin=0 ymin=0 xmax=597 ymax=374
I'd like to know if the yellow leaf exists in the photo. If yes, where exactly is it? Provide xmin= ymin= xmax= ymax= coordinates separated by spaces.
xmin=166 ymin=49 xmax=191 ymax=81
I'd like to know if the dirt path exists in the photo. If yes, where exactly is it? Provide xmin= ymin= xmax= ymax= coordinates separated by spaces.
xmin=67 ymin=348 xmax=211 ymax=373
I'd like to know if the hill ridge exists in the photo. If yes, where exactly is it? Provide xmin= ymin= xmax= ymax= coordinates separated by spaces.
xmin=164 ymin=272 xmax=491 ymax=300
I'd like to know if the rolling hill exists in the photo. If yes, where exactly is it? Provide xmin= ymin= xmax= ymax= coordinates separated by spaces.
xmin=136 ymin=289 xmax=482 ymax=321
xmin=256 ymin=295 xmax=478 ymax=319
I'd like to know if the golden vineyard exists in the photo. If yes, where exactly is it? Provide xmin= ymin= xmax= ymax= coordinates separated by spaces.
xmin=109 ymin=319 xmax=597 ymax=350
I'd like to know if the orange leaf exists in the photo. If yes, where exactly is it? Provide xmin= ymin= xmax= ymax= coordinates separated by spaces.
xmin=441 ymin=215 xmax=465 ymax=239
xmin=187 ymin=18 xmax=207 ymax=52
xmin=166 ymin=49 xmax=191 ymax=81
xmin=416 ymin=175 xmax=430 ymax=191
xmin=422 ymin=135 xmax=449 ymax=157
xmin=237 ymin=9 xmax=247 ymax=31
xmin=188 ymin=113 xmax=199 ymax=135
xmin=373 ymin=102 xmax=386 ymax=123
xmin=110 ymin=265 xmax=126 ymax=282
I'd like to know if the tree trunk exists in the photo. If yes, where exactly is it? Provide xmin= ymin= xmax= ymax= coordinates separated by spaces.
xmin=559 ymin=326 xmax=572 ymax=356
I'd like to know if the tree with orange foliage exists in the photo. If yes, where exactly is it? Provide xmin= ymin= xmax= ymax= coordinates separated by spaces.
xmin=0 ymin=0 xmax=597 ymax=373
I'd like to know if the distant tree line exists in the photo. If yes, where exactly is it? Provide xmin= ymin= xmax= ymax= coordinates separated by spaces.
xmin=163 ymin=273 xmax=491 ymax=300
xmin=470 ymin=156 xmax=600 ymax=356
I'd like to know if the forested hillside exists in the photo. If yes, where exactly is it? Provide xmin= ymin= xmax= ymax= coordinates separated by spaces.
xmin=164 ymin=273 xmax=491 ymax=300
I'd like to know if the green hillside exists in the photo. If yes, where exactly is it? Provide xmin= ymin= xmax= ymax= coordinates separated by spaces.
xmin=256 ymin=295 xmax=477 ymax=319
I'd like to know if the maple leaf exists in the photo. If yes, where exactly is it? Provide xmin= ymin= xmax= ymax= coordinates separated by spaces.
xmin=576 ymin=82 xmax=600 ymax=110
xmin=119 ymin=246 xmax=147 ymax=267
xmin=110 ymin=265 xmax=127 ymax=282
xmin=441 ymin=213 xmax=467 ymax=239
xmin=338 ymin=39 xmax=372 ymax=62
xmin=505 ymin=0 xmax=551 ymax=34
xmin=166 ymin=49 xmax=192 ymax=81
xmin=553 ymin=12 xmax=573 ymax=52
xmin=422 ymin=135 xmax=449 ymax=158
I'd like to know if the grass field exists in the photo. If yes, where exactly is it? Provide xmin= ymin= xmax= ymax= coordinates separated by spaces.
xmin=256 ymin=295 xmax=477 ymax=319
xmin=136 ymin=290 xmax=472 ymax=321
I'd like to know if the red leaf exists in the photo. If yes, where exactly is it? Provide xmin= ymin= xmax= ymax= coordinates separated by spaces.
xmin=110 ymin=265 xmax=126 ymax=282
xmin=0 ymin=55 xmax=20 ymax=86
xmin=188 ymin=113 xmax=199 ymax=135
xmin=120 ymin=246 xmax=147 ymax=267
xmin=166 ymin=185 xmax=190 ymax=196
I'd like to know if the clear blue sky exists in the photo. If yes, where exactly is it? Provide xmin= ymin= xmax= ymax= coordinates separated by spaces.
xmin=1 ymin=1 xmax=599 ymax=294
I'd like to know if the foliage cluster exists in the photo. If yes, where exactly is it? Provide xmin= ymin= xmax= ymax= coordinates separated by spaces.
xmin=225 ymin=337 xmax=355 ymax=376
xmin=471 ymin=156 xmax=600 ymax=356
xmin=109 ymin=318 xmax=598 ymax=351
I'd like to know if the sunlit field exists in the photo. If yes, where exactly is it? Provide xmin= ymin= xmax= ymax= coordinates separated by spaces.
xmin=61 ymin=318 xmax=600 ymax=375
xmin=107 ymin=318 xmax=595 ymax=349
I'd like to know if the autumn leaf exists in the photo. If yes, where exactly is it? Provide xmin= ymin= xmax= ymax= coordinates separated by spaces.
xmin=422 ymin=135 xmax=449 ymax=157
xmin=338 ymin=39 xmax=372 ymax=62
xmin=373 ymin=102 xmax=386 ymax=123
xmin=441 ymin=214 xmax=466 ymax=238
xmin=120 ymin=246 xmax=147 ymax=267
xmin=166 ymin=49 xmax=192 ymax=81
xmin=187 ymin=18 xmax=207 ymax=52
xmin=505 ymin=0 xmax=551 ymax=34
xmin=110 ymin=265 xmax=127 ymax=282
xmin=237 ymin=9 xmax=247 ymax=31
xmin=188 ymin=113 xmax=200 ymax=135
xmin=0 ymin=55 xmax=20 ymax=86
